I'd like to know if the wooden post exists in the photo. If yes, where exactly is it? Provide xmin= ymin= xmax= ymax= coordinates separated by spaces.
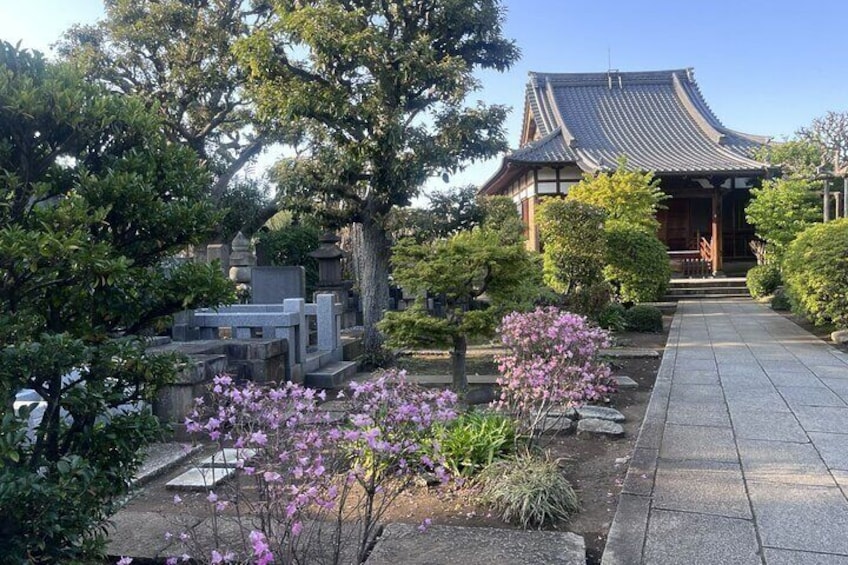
xmin=824 ymin=179 xmax=831 ymax=222
xmin=843 ymin=177 xmax=848 ymax=218
xmin=711 ymin=187 xmax=723 ymax=275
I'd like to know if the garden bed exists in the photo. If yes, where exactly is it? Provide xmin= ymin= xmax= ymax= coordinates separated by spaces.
xmin=120 ymin=317 xmax=668 ymax=564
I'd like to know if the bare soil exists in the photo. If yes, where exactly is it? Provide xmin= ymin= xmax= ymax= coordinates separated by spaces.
xmin=123 ymin=320 xmax=670 ymax=565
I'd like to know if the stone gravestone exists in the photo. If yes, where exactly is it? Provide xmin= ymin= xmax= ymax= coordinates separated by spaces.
xmin=251 ymin=266 xmax=306 ymax=304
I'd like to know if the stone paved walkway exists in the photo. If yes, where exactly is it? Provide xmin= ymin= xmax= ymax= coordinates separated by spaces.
xmin=603 ymin=298 xmax=848 ymax=565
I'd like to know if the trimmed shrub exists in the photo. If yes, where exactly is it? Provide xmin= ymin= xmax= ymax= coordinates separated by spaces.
xmin=746 ymin=178 xmax=821 ymax=259
xmin=598 ymin=302 xmax=627 ymax=331
xmin=771 ymin=287 xmax=791 ymax=311
xmin=782 ymin=219 xmax=848 ymax=327
xmin=561 ymin=281 xmax=613 ymax=320
xmin=432 ymin=411 xmax=517 ymax=478
xmin=536 ymin=199 xmax=607 ymax=295
xmin=624 ymin=305 xmax=664 ymax=333
xmin=603 ymin=222 xmax=671 ymax=303
xmin=478 ymin=451 xmax=579 ymax=528
xmin=746 ymin=264 xmax=782 ymax=299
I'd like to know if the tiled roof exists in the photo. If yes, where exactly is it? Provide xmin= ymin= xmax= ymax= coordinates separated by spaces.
xmin=505 ymin=68 xmax=770 ymax=175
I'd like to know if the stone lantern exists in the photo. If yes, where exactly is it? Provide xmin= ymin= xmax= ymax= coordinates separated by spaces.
xmin=309 ymin=232 xmax=353 ymax=314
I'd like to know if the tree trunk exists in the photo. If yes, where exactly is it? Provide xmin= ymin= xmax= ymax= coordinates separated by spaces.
xmin=355 ymin=217 xmax=392 ymax=358
xmin=451 ymin=334 xmax=468 ymax=391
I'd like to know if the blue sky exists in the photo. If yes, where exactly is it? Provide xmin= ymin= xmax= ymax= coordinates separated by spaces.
xmin=2 ymin=0 xmax=847 ymax=193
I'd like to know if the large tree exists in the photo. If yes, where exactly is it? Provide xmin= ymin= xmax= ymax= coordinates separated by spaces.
xmin=242 ymin=0 xmax=519 ymax=356
xmin=0 ymin=43 xmax=233 ymax=561
xmin=57 ymin=0 xmax=275 ymax=203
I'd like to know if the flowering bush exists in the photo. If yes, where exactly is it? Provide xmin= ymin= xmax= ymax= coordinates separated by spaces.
xmin=494 ymin=307 xmax=614 ymax=445
xmin=172 ymin=370 xmax=456 ymax=564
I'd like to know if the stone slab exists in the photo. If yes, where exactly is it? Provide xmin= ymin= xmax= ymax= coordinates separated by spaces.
xmin=748 ymin=481 xmax=848 ymax=555
xmin=764 ymin=548 xmax=848 ymax=565
xmin=659 ymin=423 xmax=737 ymax=462
xmin=653 ymin=459 xmax=750 ymax=519
xmin=612 ymin=375 xmax=638 ymax=388
xmin=725 ymin=389 xmax=790 ymax=413
xmin=365 ymin=523 xmax=585 ymax=565
xmin=601 ymin=494 xmax=650 ymax=565
xmin=666 ymin=400 xmax=731 ymax=428
xmin=166 ymin=466 xmax=235 ymax=491
xmin=767 ymin=372 xmax=825 ymax=387
xmin=642 ymin=510 xmax=760 ymax=565
xmin=778 ymin=385 xmax=846 ymax=408
xmin=670 ymin=370 xmax=719 ymax=385
xmin=794 ymin=406 xmax=848 ymax=434
xmin=808 ymin=432 xmax=848 ymax=471
xmin=729 ymin=410 xmax=808 ymax=443
xmin=621 ymin=448 xmax=658 ymax=497
xmin=197 ymin=448 xmax=256 ymax=468
xmin=575 ymin=405 xmax=625 ymax=422
xmin=134 ymin=443 xmax=203 ymax=487
xmin=736 ymin=438 xmax=832 ymax=487
xmin=600 ymin=347 xmax=660 ymax=359
xmin=576 ymin=418 xmax=624 ymax=437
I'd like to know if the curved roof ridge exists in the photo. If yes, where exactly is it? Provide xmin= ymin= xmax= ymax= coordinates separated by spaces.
xmin=671 ymin=72 xmax=726 ymax=145
xmin=544 ymin=79 xmax=578 ymax=148
xmin=530 ymin=68 xmax=690 ymax=86
xmin=508 ymin=126 xmax=562 ymax=158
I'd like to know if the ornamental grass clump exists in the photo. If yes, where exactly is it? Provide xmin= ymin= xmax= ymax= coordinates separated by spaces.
xmin=176 ymin=370 xmax=457 ymax=565
xmin=495 ymin=307 xmax=614 ymax=445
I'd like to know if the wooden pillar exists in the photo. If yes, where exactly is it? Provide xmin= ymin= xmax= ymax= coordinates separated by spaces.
xmin=711 ymin=187 xmax=723 ymax=275
xmin=843 ymin=177 xmax=848 ymax=218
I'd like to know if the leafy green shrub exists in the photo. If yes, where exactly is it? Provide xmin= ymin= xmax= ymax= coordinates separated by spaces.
xmin=603 ymin=222 xmax=671 ymax=303
xmin=254 ymin=222 xmax=322 ymax=293
xmin=598 ymin=302 xmax=627 ymax=331
xmin=536 ymin=199 xmax=607 ymax=295
xmin=560 ymin=281 xmax=613 ymax=320
xmin=624 ymin=305 xmax=664 ymax=332
xmin=771 ymin=288 xmax=791 ymax=311
xmin=746 ymin=264 xmax=782 ymax=298
xmin=478 ymin=452 xmax=579 ymax=528
xmin=782 ymin=219 xmax=848 ymax=327
xmin=432 ymin=411 xmax=517 ymax=477
xmin=746 ymin=178 xmax=821 ymax=259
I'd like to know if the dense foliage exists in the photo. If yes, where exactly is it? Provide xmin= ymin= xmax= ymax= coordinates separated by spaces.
xmin=623 ymin=305 xmax=664 ymax=333
xmin=180 ymin=371 xmax=456 ymax=564
xmin=242 ymin=0 xmax=519 ymax=356
xmin=782 ymin=219 xmax=848 ymax=327
xmin=495 ymin=307 xmax=614 ymax=445
xmin=254 ymin=221 xmax=322 ymax=293
xmin=746 ymin=264 xmax=782 ymax=299
xmin=431 ymin=411 xmax=517 ymax=478
xmin=380 ymin=227 xmax=539 ymax=389
xmin=567 ymin=157 xmax=667 ymax=232
xmin=0 ymin=43 xmax=233 ymax=562
xmin=603 ymin=222 xmax=671 ymax=303
xmin=536 ymin=199 xmax=607 ymax=295
xmin=746 ymin=178 xmax=821 ymax=259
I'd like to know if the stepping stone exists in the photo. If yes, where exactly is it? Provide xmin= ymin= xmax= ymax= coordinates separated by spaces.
xmin=576 ymin=405 xmax=626 ymax=422
xmin=365 ymin=523 xmax=585 ymax=565
xmin=600 ymin=348 xmax=660 ymax=359
xmin=542 ymin=415 xmax=576 ymax=434
xmin=197 ymin=448 xmax=255 ymax=468
xmin=613 ymin=375 xmax=639 ymax=389
xmin=577 ymin=418 xmax=624 ymax=438
xmin=166 ymin=466 xmax=235 ymax=491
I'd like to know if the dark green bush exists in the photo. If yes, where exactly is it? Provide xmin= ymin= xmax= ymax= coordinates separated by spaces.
xmin=746 ymin=264 xmax=782 ymax=299
xmin=561 ymin=281 xmax=613 ymax=320
xmin=783 ymin=219 xmax=848 ymax=327
xmin=624 ymin=305 xmax=664 ymax=332
xmin=432 ymin=411 xmax=517 ymax=478
xmin=598 ymin=302 xmax=627 ymax=331
xmin=478 ymin=451 xmax=579 ymax=528
xmin=771 ymin=287 xmax=791 ymax=311
xmin=603 ymin=222 xmax=671 ymax=303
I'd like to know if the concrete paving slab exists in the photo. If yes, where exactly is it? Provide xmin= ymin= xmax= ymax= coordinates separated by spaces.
xmin=365 ymin=524 xmax=586 ymax=565
xmin=669 ymin=384 xmax=725 ymax=404
xmin=134 ymin=443 xmax=203 ymax=487
xmin=720 ymin=373 xmax=775 ymax=390
xmin=653 ymin=460 xmax=750 ymax=519
xmin=748 ymin=481 xmax=848 ymax=555
xmin=794 ymin=406 xmax=848 ymax=434
xmin=809 ymin=365 xmax=848 ymax=379
xmin=659 ymin=423 xmax=737 ymax=462
xmin=622 ymin=448 xmax=658 ymax=497
xmin=717 ymin=363 xmax=766 ymax=378
xmin=601 ymin=494 xmax=650 ymax=565
xmin=668 ymin=369 xmax=719 ymax=385
xmin=665 ymin=400 xmax=731 ymax=428
xmin=601 ymin=347 xmax=660 ymax=359
xmin=197 ymin=448 xmax=256 ymax=468
xmin=166 ymin=466 xmax=235 ymax=491
xmin=821 ymin=378 xmax=848 ymax=403
xmin=764 ymin=548 xmax=848 ymax=565
xmin=725 ymin=389 xmax=789 ymax=413
xmin=808 ymin=432 xmax=848 ymax=471
xmin=736 ymin=438 xmax=833 ymax=487
xmin=642 ymin=510 xmax=760 ymax=565
xmin=767 ymin=371 xmax=823 ymax=387
xmin=778 ymin=386 xmax=846 ymax=408
xmin=673 ymin=358 xmax=716 ymax=371
xmin=729 ymin=410 xmax=808 ymax=443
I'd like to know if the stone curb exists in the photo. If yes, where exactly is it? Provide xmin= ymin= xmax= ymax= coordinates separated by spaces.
xmin=601 ymin=304 xmax=681 ymax=565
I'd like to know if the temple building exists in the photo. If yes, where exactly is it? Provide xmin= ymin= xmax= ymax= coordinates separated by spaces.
xmin=479 ymin=68 xmax=775 ymax=274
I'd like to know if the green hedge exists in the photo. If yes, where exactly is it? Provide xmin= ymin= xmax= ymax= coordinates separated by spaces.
xmin=603 ymin=223 xmax=671 ymax=303
xmin=783 ymin=219 xmax=848 ymax=327
xmin=746 ymin=264 xmax=782 ymax=299
xmin=624 ymin=305 xmax=664 ymax=332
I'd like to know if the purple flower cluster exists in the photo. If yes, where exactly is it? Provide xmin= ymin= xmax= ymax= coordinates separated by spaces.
xmin=172 ymin=370 xmax=456 ymax=564
xmin=495 ymin=307 xmax=615 ymax=442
